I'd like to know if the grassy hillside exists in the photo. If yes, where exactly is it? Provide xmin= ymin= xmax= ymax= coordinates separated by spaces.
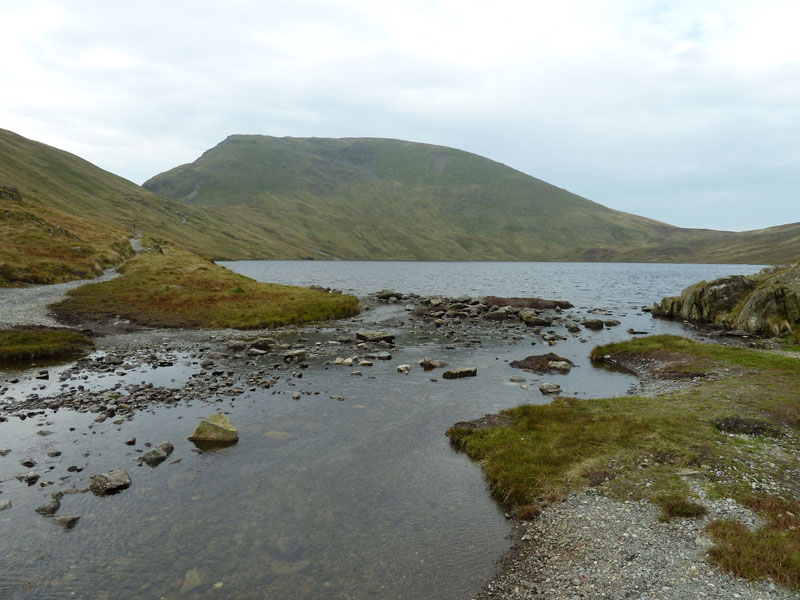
xmin=0 ymin=129 xmax=317 ymax=284
xmin=144 ymin=135 xmax=800 ymax=264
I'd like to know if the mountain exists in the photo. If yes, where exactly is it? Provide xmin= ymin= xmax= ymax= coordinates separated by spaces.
xmin=0 ymin=129 xmax=317 ymax=284
xmin=144 ymin=135 xmax=800 ymax=263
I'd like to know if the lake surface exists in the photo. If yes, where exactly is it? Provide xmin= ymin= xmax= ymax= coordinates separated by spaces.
xmin=0 ymin=262 xmax=764 ymax=599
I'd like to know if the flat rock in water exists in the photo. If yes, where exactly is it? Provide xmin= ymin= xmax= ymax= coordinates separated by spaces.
xmin=188 ymin=414 xmax=239 ymax=446
xmin=540 ymin=382 xmax=562 ymax=394
xmin=442 ymin=367 xmax=478 ymax=379
xmin=365 ymin=351 xmax=392 ymax=361
xmin=35 ymin=498 xmax=61 ymax=516
xmin=582 ymin=319 xmax=605 ymax=330
xmin=53 ymin=515 xmax=80 ymax=529
xmin=509 ymin=353 xmax=575 ymax=374
xmin=89 ymin=468 xmax=132 ymax=496
xmin=355 ymin=330 xmax=395 ymax=343
xmin=419 ymin=358 xmax=449 ymax=370
xmin=141 ymin=441 xmax=175 ymax=467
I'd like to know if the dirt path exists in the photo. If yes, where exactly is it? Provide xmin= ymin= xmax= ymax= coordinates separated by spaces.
xmin=0 ymin=270 xmax=118 ymax=328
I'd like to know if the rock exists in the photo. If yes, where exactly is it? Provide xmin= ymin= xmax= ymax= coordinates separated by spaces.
xmin=359 ymin=360 xmax=374 ymax=367
xmin=604 ymin=319 xmax=621 ymax=327
xmin=20 ymin=457 xmax=36 ymax=468
xmin=396 ymin=364 xmax=411 ymax=374
xmin=251 ymin=337 xmax=277 ymax=350
xmin=548 ymin=360 xmax=572 ymax=372
xmin=339 ymin=357 xmax=354 ymax=367
xmin=566 ymin=322 xmax=581 ymax=333
xmin=125 ymin=437 xmax=136 ymax=446
xmin=188 ymin=414 xmax=239 ymax=446
xmin=418 ymin=358 xmax=449 ymax=370
xmin=19 ymin=472 xmax=40 ymax=485
xmin=35 ymin=498 xmax=61 ymax=515
xmin=0 ymin=448 xmax=10 ymax=457
xmin=582 ymin=319 xmax=604 ymax=330
xmin=47 ymin=450 xmax=62 ymax=457
xmin=0 ymin=500 xmax=11 ymax=510
xmin=355 ymin=330 xmax=395 ymax=343
xmin=509 ymin=375 xmax=526 ymax=383
xmin=652 ymin=265 xmax=800 ymax=336
xmin=365 ymin=351 xmax=392 ymax=361
xmin=442 ymin=367 xmax=478 ymax=379
xmin=53 ymin=515 xmax=80 ymax=529
xmin=247 ymin=348 xmax=267 ymax=357
xmin=376 ymin=290 xmax=402 ymax=300
xmin=141 ymin=441 xmax=175 ymax=467
xmin=283 ymin=350 xmax=306 ymax=363
xmin=484 ymin=310 xmax=509 ymax=321
xmin=89 ymin=468 xmax=132 ymax=496
xmin=509 ymin=353 xmax=575 ymax=373
xmin=539 ymin=382 xmax=562 ymax=394
xmin=429 ymin=296 xmax=444 ymax=306
xmin=227 ymin=341 xmax=247 ymax=351
xmin=519 ymin=309 xmax=552 ymax=326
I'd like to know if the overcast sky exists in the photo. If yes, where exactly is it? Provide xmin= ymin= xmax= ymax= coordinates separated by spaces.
xmin=2 ymin=0 xmax=798 ymax=231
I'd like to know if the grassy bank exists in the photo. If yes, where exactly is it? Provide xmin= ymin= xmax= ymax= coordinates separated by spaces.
xmin=51 ymin=242 xmax=360 ymax=329
xmin=0 ymin=328 xmax=94 ymax=363
xmin=447 ymin=335 xmax=800 ymax=588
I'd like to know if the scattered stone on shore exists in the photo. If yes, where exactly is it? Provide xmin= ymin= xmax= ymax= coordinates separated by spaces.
xmin=188 ymin=414 xmax=239 ymax=446
xmin=418 ymin=358 xmax=448 ymax=371
xmin=89 ymin=468 xmax=132 ymax=496
xmin=141 ymin=441 xmax=175 ymax=467
xmin=355 ymin=330 xmax=395 ymax=343
xmin=53 ymin=515 xmax=80 ymax=529
xmin=442 ymin=367 xmax=478 ymax=379
xmin=509 ymin=353 xmax=575 ymax=374
xmin=539 ymin=382 xmax=562 ymax=394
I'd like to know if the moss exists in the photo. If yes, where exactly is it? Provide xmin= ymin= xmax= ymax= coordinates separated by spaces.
xmin=0 ymin=328 xmax=93 ymax=363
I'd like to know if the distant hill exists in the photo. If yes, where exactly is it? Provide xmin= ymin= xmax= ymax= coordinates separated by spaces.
xmin=144 ymin=135 xmax=800 ymax=263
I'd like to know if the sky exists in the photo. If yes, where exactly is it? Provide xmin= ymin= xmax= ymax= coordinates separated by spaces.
xmin=1 ymin=0 xmax=798 ymax=231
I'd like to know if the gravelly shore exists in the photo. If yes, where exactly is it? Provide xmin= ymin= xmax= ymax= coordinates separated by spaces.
xmin=0 ymin=270 xmax=118 ymax=328
xmin=475 ymin=489 xmax=797 ymax=600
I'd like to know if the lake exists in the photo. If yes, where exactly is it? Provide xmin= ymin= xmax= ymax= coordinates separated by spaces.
xmin=0 ymin=262 xmax=763 ymax=599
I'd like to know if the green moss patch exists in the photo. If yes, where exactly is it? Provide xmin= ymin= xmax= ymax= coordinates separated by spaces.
xmin=448 ymin=334 xmax=800 ymax=588
xmin=0 ymin=328 xmax=93 ymax=363
xmin=51 ymin=241 xmax=360 ymax=329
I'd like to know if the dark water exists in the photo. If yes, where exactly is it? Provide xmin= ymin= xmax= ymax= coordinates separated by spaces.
xmin=0 ymin=262 xmax=764 ymax=599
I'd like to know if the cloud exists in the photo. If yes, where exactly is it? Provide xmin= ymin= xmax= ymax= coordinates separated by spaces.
xmin=0 ymin=0 xmax=797 ymax=230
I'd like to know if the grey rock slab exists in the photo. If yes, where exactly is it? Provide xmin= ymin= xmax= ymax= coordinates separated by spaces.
xmin=89 ymin=468 xmax=132 ymax=496
xmin=355 ymin=330 xmax=395 ymax=343
xmin=540 ymin=382 xmax=562 ymax=394
xmin=442 ymin=367 xmax=478 ymax=379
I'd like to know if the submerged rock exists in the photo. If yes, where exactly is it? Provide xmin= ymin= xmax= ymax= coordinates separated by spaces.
xmin=442 ymin=367 xmax=478 ymax=379
xmin=89 ymin=468 xmax=132 ymax=496
xmin=35 ymin=498 xmax=61 ymax=516
xmin=141 ymin=441 xmax=175 ymax=467
xmin=418 ymin=358 xmax=449 ymax=371
xmin=188 ymin=414 xmax=239 ymax=446
xmin=509 ymin=353 xmax=575 ymax=374
xmin=539 ymin=382 xmax=562 ymax=394
xmin=53 ymin=515 xmax=80 ymax=529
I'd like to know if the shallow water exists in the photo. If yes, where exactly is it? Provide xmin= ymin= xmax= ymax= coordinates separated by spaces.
xmin=0 ymin=262 xmax=764 ymax=599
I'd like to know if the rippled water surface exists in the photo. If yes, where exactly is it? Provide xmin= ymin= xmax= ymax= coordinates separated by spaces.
xmin=0 ymin=262 xmax=764 ymax=599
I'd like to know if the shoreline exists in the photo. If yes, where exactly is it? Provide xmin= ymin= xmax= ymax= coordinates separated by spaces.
xmin=1 ymin=290 xmax=798 ymax=599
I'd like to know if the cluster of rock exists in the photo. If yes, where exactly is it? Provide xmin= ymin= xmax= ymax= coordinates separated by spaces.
xmin=652 ymin=264 xmax=800 ymax=336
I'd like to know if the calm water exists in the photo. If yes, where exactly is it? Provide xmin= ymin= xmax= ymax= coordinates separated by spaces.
xmin=0 ymin=262 xmax=763 ymax=599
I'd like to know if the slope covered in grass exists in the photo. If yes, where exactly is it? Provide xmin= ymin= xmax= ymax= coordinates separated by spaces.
xmin=50 ymin=242 xmax=360 ymax=329
xmin=144 ymin=135 xmax=800 ymax=264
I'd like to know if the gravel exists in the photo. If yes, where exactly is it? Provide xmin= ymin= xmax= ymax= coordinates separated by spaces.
xmin=0 ymin=270 xmax=118 ymax=328
xmin=475 ymin=488 xmax=796 ymax=600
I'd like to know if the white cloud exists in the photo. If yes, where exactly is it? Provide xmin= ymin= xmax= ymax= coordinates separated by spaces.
xmin=0 ymin=0 xmax=798 ymax=229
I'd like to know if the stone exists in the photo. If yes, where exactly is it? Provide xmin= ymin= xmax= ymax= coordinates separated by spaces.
xmin=566 ymin=322 xmax=581 ymax=333
xmin=251 ymin=337 xmax=277 ymax=350
xmin=510 ymin=375 xmax=526 ymax=383
xmin=188 ymin=414 xmax=239 ymax=446
xmin=0 ymin=448 xmax=10 ymax=457
xmin=247 ymin=348 xmax=267 ymax=356
xmin=604 ymin=319 xmax=621 ymax=327
xmin=418 ymin=358 xmax=449 ymax=370
xmin=539 ymin=382 xmax=562 ymax=394
xmin=484 ymin=310 xmax=509 ymax=321
xmin=359 ymin=360 xmax=374 ymax=367
xmin=141 ymin=441 xmax=175 ymax=467
xmin=20 ymin=457 xmax=36 ymax=468
xmin=376 ymin=290 xmax=402 ymax=300
xmin=442 ymin=367 xmax=478 ymax=379
xmin=35 ymin=498 xmax=61 ymax=516
xmin=19 ymin=472 xmax=40 ymax=485
xmin=283 ymin=350 xmax=306 ymax=363
xmin=339 ymin=357 xmax=354 ymax=367
xmin=355 ymin=330 xmax=395 ymax=343
xmin=125 ymin=437 xmax=136 ymax=446
xmin=53 ymin=515 xmax=80 ymax=529
xmin=0 ymin=500 xmax=11 ymax=510
xmin=519 ymin=309 xmax=552 ymax=326
xmin=89 ymin=468 xmax=132 ymax=496
xmin=227 ymin=341 xmax=247 ymax=351
xmin=582 ymin=319 xmax=605 ymax=330
xmin=365 ymin=351 xmax=392 ymax=360
xmin=396 ymin=364 xmax=411 ymax=374
xmin=548 ymin=360 xmax=572 ymax=373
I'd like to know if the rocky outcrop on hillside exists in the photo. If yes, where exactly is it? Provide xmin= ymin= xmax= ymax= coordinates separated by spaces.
xmin=652 ymin=264 xmax=800 ymax=336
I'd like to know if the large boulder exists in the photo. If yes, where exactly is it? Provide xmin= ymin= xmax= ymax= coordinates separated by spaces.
xmin=653 ymin=264 xmax=800 ymax=336
xmin=188 ymin=414 xmax=239 ymax=446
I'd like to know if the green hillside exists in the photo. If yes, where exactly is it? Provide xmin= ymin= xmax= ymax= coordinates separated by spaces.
xmin=0 ymin=129 xmax=312 ymax=284
xmin=144 ymin=135 xmax=800 ymax=263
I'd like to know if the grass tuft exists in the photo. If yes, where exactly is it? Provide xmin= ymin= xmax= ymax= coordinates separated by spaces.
xmin=51 ymin=241 xmax=360 ymax=329
xmin=0 ymin=328 xmax=93 ymax=363
xmin=657 ymin=495 xmax=708 ymax=522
